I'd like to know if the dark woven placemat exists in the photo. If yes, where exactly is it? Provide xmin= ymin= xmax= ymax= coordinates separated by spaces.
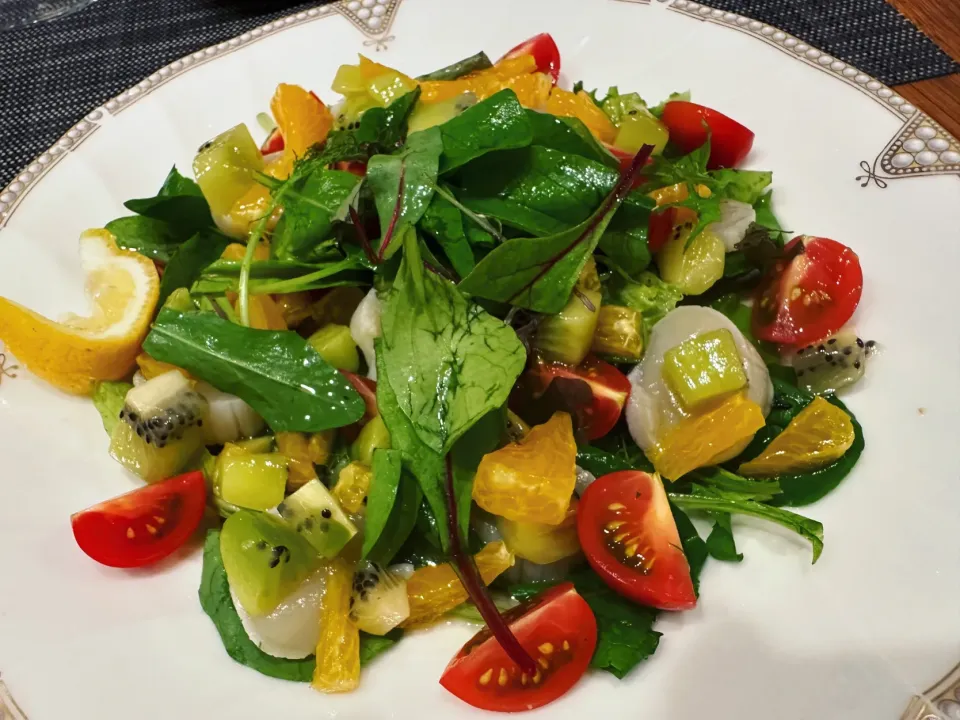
xmin=0 ymin=0 xmax=956 ymax=188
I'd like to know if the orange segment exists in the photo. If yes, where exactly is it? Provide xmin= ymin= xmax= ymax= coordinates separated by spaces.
xmin=419 ymin=55 xmax=537 ymax=104
xmin=545 ymin=88 xmax=618 ymax=144
xmin=136 ymin=353 xmax=190 ymax=381
xmin=0 ymin=229 xmax=159 ymax=395
xmin=312 ymin=557 xmax=361 ymax=693
xmin=471 ymin=412 xmax=577 ymax=525
xmin=649 ymin=392 xmax=766 ymax=480
xmin=273 ymin=291 xmax=313 ymax=328
xmin=739 ymin=397 xmax=855 ymax=477
xmin=402 ymin=541 xmax=514 ymax=629
xmin=503 ymin=72 xmax=553 ymax=110
xmin=270 ymin=83 xmax=334 ymax=176
xmin=238 ymin=294 xmax=287 ymax=331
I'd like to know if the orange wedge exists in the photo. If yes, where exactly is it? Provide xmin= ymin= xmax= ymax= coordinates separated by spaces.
xmin=545 ymin=87 xmax=618 ymax=144
xmin=312 ymin=557 xmax=361 ymax=693
xmin=649 ymin=391 xmax=766 ymax=480
xmin=403 ymin=541 xmax=514 ymax=629
xmin=739 ymin=397 xmax=855 ymax=476
xmin=136 ymin=353 xmax=190 ymax=381
xmin=270 ymin=83 xmax=334 ymax=179
xmin=0 ymin=229 xmax=159 ymax=395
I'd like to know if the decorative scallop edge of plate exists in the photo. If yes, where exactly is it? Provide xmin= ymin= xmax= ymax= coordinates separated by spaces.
xmin=664 ymin=0 xmax=960 ymax=188
xmin=0 ymin=679 xmax=28 ymax=720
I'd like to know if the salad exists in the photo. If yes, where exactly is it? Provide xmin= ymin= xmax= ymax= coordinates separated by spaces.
xmin=0 ymin=33 xmax=871 ymax=712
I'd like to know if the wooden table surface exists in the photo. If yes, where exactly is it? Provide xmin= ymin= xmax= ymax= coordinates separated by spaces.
xmin=888 ymin=0 xmax=960 ymax=138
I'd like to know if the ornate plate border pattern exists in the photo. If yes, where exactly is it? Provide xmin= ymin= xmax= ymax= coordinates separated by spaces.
xmin=0 ymin=1 xmax=957 ymax=714
xmin=664 ymin=0 xmax=960 ymax=188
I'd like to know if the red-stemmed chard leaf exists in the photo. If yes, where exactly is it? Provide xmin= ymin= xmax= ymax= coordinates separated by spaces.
xmin=458 ymin=144 xmax=656 ymax=314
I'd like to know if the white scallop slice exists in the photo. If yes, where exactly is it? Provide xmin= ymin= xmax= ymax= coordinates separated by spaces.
xmin=625 ymin=306 xmax=773 ymax=454
xmin=709 ymin=199 xmax=756 ymax=252
xmin=231 ymin=567 xmax=326 ymax=660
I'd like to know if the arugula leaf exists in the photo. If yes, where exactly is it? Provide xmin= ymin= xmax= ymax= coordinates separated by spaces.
xmin=671 ymin=501 xmax=708 ymax=589
xmin=105 ymin=215 xmax=186 ymax=262
xmin=92 ymin=381 xmax=133 ymax=436
xmin=459 ymin=145 xmax=654 ymax=313
xmin=416 ymin=51 xmax=492 ymax=81
xmin=199 ymin=531 xmax=400 ymax=681
xmin=157 ymin=230 xmax=231 ymax=307
xmin=706 ymin=513 xmax=743 ymax=562
xmin=193 ymin=256 xmax=367 ymax=296
xmin=605 ymin=271 xmax=683 ymax=343
xmin=689 ymin=466 xmax=781 ymax=502
xmin=437 ymin=89 xmax=533 ymax=174
xmin=367 ymin=127 xmax=443 ymax=261
xmin=363 ymin=449 xmax=423 ymax=564
xmin=378 ymin=240 xmax=525 ymax=455
xmin=670 ymin=489 xmax=824 ymax=562
xmin=417 ymin=190 xmax=487 ymax=277
xmin=124 ymin=166 xmax=214 ymax=235
xmin=144 ymin=309 xmax=364 ymax=432
xmin=525 ymin=110 xmax=618 ymax=168
xmin=270 ymin=169 xmax=361 ymax=261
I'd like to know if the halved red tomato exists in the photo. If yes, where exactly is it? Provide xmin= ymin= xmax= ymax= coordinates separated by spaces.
xmin=752 ymin=235 xmax=863 ymax=346
xmin=660 ymin=101 xmax=754 ymax=169
xmin=518 ymin=355 xmax=631 ymax=441
xmin=440 ymin=582 xmax=596 ymax=712
xmin=499 ymin=33 xmax=561 ymax=84
xmin=578 ymin=470 xmax=695 ymax=610
xmin=71 ymin=471 xmax=207 ymax=568
xmin=260 ymin=127 xmax=284 ymax=155
xmin=335 ymin=160 xmax=368 ymax=177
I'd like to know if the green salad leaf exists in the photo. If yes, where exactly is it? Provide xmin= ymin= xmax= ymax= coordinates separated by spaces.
xmin=199 ymin=531 xmax=400 ymax=682
xmin=649 ymin=90 xmax=690 ymax=118
xmin=417 ymin=189 xmax=488 ymax=277
xmin=378 ymin=240 xmax=525 ymax=455
xmin=157 ymin=230 xmax=231 ymax=307
xmin=705 ymin=513 xmax=743 ymax=562
xmin=711 ymin=169 xmax=773 ymax=204
xmin=671 ymin=501 xmax=708 ymax=589
xmin=143 ymin=309 xmax=364 ymax=432
xmin=437 ymin=89 xmax=533 ymax=174
xmin=193 ymin=256 xmax=368 ymax=296
xmin=105 ymin=215 xmax=187 ymax=262
xmin=524 ymin=110 xmax=618 ymax=168
xmin=416 ymin=51 xmax=492 ymax=82
xmin=92 ymin=381 xmax=133 ymax=436
xmin=363 ymin=449 xmax=423 ymax=565
xmin=270 ymin=169 xmax=361 ymax=261
xmin=124 ymin=166 xmax=214 ymax=235
xmin=367 ymin=127 xmax=443 ymax=261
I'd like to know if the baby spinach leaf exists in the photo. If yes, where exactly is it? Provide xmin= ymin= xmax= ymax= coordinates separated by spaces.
xmin=458 ymin=146 xmax=617 ymax=235
xmin=355 ymin=87 xmax=421 ymax=153
xmin=597 ymin=225 xmax=651 ymax=277
xmin=367 ymin=127 xmax=443 ymax=260
xmin=92 ymin=381 xmax=133 ymax=436
xmin=105 ymin=215 xmax=187 ymax=262
xmin=450 ymin=407 xmax=505 ymax=541
xmin=199 ymin=531 xmax=401 ymax=681
xmin=705 ymin=513 xmax=743 ymax=562
xmin=670 ymin=489 xmax=824 ymax=562
xmin=417 ymin=190 xmax=485 ymax=277
xmin=416 ymin=51 xmax=492 ymax=81
xmin=158 ymin=230 xmax=231 ymax=307
xmin=271 ymin=169 xmax=361 ymax=261
xmin=458 ymin=146 xmax=654 ymax=314
xmin=437 ymin=89 xmax=533 ymax=174
xmin=364 ymin=449 xmax=423 ymax=565
xmin=124 ymin=166 xmax=214 ymax=235
xmin=525 ymin=110 xmax=619 ymax=168
xmin=144 ymin=309 xmax=364 ymax=432
xmin=378 ymin=241 xmax=526 ymax=455
xmin=753 ymin=190 xmax=783 ymax=233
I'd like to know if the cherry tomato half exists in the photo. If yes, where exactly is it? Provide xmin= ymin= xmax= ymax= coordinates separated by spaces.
xmin=752 ymin=235 xmax=863 ymax=346
xmin=260 ymin=127 xmax=284 ymax=155
xmin=440 ymin=582 xmax=597 ymax=712
xmin=660 ymin=101 xmax=754 ymax=169
xmin=71 ymin=471 xmax=207 ymax=568
xmin=521 ymin=355 xmax=631 ymax=441
xmin=578 ymin=470 xmax=696 ymax=610
xmin=499 ymin=33 xmax=561 ymax=84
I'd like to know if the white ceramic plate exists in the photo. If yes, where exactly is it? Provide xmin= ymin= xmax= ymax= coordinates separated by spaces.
xmin=1 ymin=1 xmax=959 ymax=718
